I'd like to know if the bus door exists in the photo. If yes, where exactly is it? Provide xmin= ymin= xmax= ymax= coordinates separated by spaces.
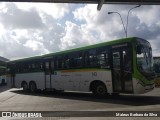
xmin=45 ymin=61 xmax=52 ymax=90
xmin=11 ymin=74 xmax=15 ymax=88
xmin=10 ymin=64 xmax=15 ymax=88
xmin=111 ymin=44 xmax=133 ymax=93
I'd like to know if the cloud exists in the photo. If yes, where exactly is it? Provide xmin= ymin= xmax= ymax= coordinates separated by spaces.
xmin=73 ymin=4 xmax=132 ymax=40
xmin=60 ymin=21 xmax=98 ymax=50
xmin=0 ymin=3 xmax=45 ymax=29
xmin=15 ymin=2 xmax=69 ymax=19
xmin=73 ymin=4 xmax=160 ymax=55
xmin=0 ymin=3 xmax=68 ymax=59
xmin=0 ymin=3 xmax=160 ymax=60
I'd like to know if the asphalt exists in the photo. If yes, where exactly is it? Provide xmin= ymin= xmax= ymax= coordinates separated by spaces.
xmin=0 ymin=85 xmax=160 ymax=120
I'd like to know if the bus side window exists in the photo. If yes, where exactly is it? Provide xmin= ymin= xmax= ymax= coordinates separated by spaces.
xmin=69 ymin=58 xmax=74 ymax=68
xmin=56 ymin=56 xmax=63 ymax=69
xmin=8 ymin=63 xmax=15 ymax=74
xmin=45 ymin=62 xmax=50 ymax=71
xmin=63 ymin=56 xmax=70 ymax=69
xmin=68 ymin=53 xmax=76 ymax=68
xmin=40 ymin=62 xmax=43 ymax=70
xmin=75 ymin=53 xmax=83 ymax=68
xmin=89 ymin=49 xmax=98 ymax=67
xmin=97 ymin=48 xmax=110 ymax=68
xmin=84 ymin=52 xmax=89 ymax=67
xmin=54 ymin=58 xmax=58 ymax=69
xmin=51 ymin=60 xmax=54 ymax=70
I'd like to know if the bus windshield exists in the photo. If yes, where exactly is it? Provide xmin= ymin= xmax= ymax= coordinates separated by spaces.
xmin=136 ymin=39 xmax=154 ymax=78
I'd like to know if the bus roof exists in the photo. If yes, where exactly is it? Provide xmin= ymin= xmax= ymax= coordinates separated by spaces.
xmin=9 ymin=37 xmax=138 ymax=63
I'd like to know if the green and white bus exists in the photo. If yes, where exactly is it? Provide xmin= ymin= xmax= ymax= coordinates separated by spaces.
xmin=7 ymin=37 xmax=155 ymax=96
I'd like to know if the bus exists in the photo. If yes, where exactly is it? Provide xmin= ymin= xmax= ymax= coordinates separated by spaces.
xmin=7 ymin=37 xmax=155 ymax=96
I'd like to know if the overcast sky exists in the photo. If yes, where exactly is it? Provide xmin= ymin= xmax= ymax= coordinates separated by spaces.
xmin=0 ymin=2 xmax=160 ymax=60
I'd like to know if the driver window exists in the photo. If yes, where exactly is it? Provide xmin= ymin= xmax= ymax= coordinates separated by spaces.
xmin=123 ymin=49 xmax=131 ymax=72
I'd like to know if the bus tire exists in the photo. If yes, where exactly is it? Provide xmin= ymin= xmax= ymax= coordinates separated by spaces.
xmin=29 ymin=82 xmax=37 ymax=93
xmin=92 ymin=83 xmax=107 ymax=96
xmin=22 ymin=82 xmax=28 ymax=91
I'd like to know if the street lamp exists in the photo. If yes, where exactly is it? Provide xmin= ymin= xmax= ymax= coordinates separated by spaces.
xmin=108 ymin=12 xmax=127 ymax=38
xmin=126 ymin=5 xmax=141 ymax=37
xmin=108 ymin=5 xmax=141 ymax=38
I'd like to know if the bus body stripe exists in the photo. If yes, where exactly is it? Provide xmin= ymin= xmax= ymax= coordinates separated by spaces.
xmin=59 ymin=69 xmax=110 ymax=73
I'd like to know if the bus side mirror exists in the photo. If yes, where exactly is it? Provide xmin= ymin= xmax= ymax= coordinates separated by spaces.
xmin=137 ymin=45 xmax=142 ymax=54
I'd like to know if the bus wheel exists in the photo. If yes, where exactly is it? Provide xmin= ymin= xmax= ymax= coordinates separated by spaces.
xmin=29 ymin=82 xmax=37 ymax=93
xmin=92 ymin=83 xmax=107 ymax=96
xmin=22 ymin=82 xmax=28 ymax=91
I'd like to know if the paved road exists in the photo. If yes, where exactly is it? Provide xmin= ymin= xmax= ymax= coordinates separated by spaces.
xmin=0 ymin=86 xmax=160 ymax=119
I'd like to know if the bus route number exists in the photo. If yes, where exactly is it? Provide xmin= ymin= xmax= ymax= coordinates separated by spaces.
xmin=92 ymin=72 xmax=97 ymax=77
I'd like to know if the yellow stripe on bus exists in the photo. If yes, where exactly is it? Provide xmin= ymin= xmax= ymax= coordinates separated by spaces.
xmin=61 ymin=69 xmax=108 ymax=73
